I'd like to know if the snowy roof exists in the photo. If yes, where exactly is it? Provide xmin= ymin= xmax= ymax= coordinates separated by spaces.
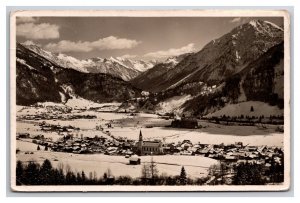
xmin=143 ymin=141 xmax=161 ymax=147
xmin=129 ymin=155 xmax=140 ymax=161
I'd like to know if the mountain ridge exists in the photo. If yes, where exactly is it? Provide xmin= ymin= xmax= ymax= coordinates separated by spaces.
xmin=16 ymin=43 xmax=142 ymax=105
xmin=21 ymin=41 xmax=157 ymax=81
xmin=131 ymin=20 xmax=283 ymax=92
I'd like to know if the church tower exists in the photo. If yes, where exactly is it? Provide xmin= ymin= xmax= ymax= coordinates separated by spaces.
xmin=138 ymin=130 xmax=143 ymax=155
xmin=139 ymin=130 xmax=143 ymax=141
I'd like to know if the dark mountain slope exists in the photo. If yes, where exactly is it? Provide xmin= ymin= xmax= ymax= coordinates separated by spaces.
xmin=55 ymin=68 xmax=141 ymax=103
xmin=182 ymin=42 xmax=284 ymax=116
xmin=16 ymin=43 xmax=141 ymax=105
xmin=16 ymin=43 xmax=62 ymax=105
xmin=131 ymin=53 xmax=192 ymax=92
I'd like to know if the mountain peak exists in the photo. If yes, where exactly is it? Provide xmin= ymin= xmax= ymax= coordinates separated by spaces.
xmin=21 ymin=40 xmax=39 ymax=47
xmin=242 ymin=19 xmax=283 ymax=33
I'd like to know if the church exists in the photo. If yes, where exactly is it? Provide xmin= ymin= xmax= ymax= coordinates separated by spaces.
xmin=136 ymin=130 xmax=164 ymax=155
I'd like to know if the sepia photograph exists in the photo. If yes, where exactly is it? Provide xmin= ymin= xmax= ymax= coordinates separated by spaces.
xmin=10 ymin=10 xmax=290 ymax=192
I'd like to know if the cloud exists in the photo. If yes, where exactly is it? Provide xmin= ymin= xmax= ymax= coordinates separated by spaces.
xmin=230 ymin=17 xmax=241 ymax=23
xmin=22 ymin=40 xmax=41 ymax=47
xmin=144 ymin=43 xmax=195 ymax=59
xmin=92 ymin=36 xmax=141 ymax=50
xmin=17 ymin=23 xmax=60 ymax=39
xmin=16 ymin=17 xmax=39 ymax=24
xmin=44 ymin=36 xmax=141 ymax=53
xmin=119 ymin=54 xmax=137 ymax=59
xmin=230 ymin=17 xmax=252 ymax=25
xmin=45 ymin=40 xmax=92 ymax=52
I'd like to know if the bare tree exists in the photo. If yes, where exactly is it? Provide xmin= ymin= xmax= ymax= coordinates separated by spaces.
xmin=57 ymin=162 xmax=64 ymax=174
xmin=149 ymin=156 xmax=158 ymax=179
xmin=141 ymin=163 xmax=150 ymax=179
xmin=65 ymin=164 xmax=71 ymax=174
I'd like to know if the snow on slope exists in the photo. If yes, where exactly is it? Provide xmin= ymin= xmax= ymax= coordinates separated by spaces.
xmin=21 ymin=42 xmax=156 ymax=80
xmin=64 ymin=97 xmax=121 ymax=111
xmin=206 ymin=101 xmax=283 ymax=117
xmin=17 ymin=58 xmax=35 ymax=70
xmin=155 ymin=95 xmax=193 ymax=115
xmin=29 ymin=98 xmax=122 ymax=112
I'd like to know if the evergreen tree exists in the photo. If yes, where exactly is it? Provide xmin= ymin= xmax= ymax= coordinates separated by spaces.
xmin=65 ymin=171 xmax=76 ymax=184
xmin=76 ymin=172 xmax=82 ymax=184
xmin=81 ymin=171 xmax=86 ymax=183
xmin=16 ymin=161 xmax=24 ymax=185
xmin=39 ymin=159 xmax=53 ymax=185
xmin=179 ymin=166 xmax=187 ymax=185
xmin=233 ymin=162 xmax=265 ymax=185
xmin=24 ymin=161 xmax=40 ymax=185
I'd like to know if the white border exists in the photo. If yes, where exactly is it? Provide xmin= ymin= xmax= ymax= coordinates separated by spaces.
xmin=9 ymin=9 xmax=291 ymax=192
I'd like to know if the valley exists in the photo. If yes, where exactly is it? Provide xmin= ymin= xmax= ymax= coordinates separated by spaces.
xmin=14 ymin=18 xmax=286 ymax=185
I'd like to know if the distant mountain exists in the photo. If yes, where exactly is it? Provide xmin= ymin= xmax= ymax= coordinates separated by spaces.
xmin=16 ymin=19 xmax=285 ymax=116
xmin=16 ymin=43 xmax=141 ymax=105
xmin=130 ymin=53 xmax=192 ymax=92
xmin=81 ymin=57 xmax=157 ymax=81
xmin=21 ymin=41 xmax=157 ymax=81
xmin=132 ymin=20 xmax=283 ymax=92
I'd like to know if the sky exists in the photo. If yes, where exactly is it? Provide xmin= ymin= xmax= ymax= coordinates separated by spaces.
xmin=16 ymin=16 xmax=283 ymax=60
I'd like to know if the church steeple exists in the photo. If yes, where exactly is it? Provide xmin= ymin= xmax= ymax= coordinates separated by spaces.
xmin=139 ymin=130 xmax=143 ymax=141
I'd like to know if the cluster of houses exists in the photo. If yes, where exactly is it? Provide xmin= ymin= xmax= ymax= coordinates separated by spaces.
xmin=204 ymin=115 xmax=284 ymax=126
xmin=18 ymin=113 xmax=96 ymax=121
xmin=50 ymin=135 xmax=135 ymax=155
xmin=199 ymin=84 xmax=217 ymax=96
xmin=181 ymin=142 xmax=284 ymax=166
xmin=38 ymin=122 xmax=80 ymax=134
xmin=22 ymin=128 xmax=283 ymax=171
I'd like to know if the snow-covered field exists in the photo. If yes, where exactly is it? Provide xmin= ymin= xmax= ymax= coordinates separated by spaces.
xmin=207 ymin=101 xmax=283 ymax=117
xmin=17 ymin=109 xmax=284 ymax=146
xmin=16 ymin=140 xmax=217 ymax=179
xmin=15 ymin=105 xmax=284 ymax=179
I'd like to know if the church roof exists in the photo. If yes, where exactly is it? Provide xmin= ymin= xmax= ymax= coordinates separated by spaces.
xmin=143 ymin=141 xmax=162 ymax=147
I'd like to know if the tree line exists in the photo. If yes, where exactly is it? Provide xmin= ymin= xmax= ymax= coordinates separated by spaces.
xmin=16 ymin=159 xmax=207 ymax=186
xmin=16 ymin=158 xmax=283 ymax=186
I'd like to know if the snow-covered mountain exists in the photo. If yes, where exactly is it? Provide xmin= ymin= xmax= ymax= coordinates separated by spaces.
xmin=80 ymin=57 xmax=157 ymax=81
xmin=133 ymin=20 xmax=284 ymax=116
xmin=130 ymin=53 xmax=192 ymax=92
xmin=132 ymin=20 xmax=283 ymax=92
xmin=21 ymin=41 xmax=157 ymax=81
xmin=16 ymin=43 xmax=142 ymax=105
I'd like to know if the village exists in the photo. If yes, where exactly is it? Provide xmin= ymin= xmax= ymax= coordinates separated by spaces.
xmin=17 ymin=126 xmax=284 ymax=170
xmin=16 ymin=103 xmax=285 ymax=185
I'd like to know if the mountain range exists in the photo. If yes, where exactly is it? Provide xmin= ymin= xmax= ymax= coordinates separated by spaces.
xmin=16 ymin=19 xmax=284 ymax=116
xmin=131 ymin=20 xmax=283 ymax=93
xmin=21 ymin=41 xmax=157 ymax=81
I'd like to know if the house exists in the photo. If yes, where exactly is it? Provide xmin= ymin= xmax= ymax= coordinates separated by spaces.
xmin=129 ymin=155 xmax=141 ymax=165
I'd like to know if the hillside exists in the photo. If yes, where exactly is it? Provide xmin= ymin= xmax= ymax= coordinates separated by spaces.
xmin=130 ymin=53 xmax=192 ymax=92
xmin=182 ymin=42 xmax=284 ymax=116
xmin=16 ymin=43 xmax=141 ymax=105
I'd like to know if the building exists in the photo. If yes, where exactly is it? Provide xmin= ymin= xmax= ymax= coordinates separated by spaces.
xmin=136 ymin=130 xmax=164 ymax=155
xmin=129 ymin=155 xmax=141 ymax=165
